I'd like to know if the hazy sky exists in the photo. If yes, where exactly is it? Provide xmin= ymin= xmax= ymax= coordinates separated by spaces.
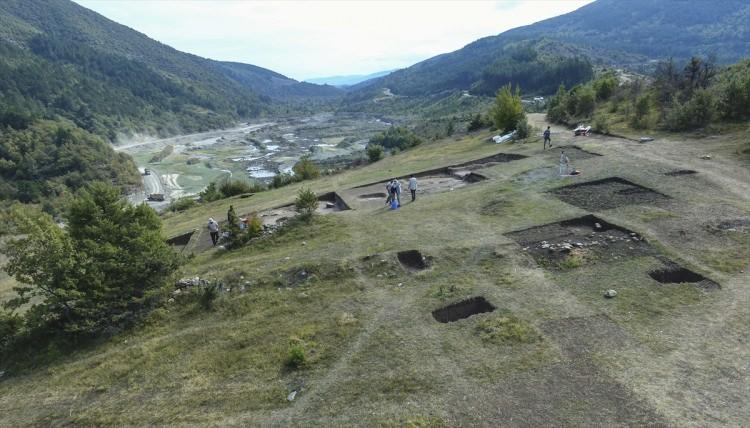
xmin=73 ymin=0 xmax=594 ymax=81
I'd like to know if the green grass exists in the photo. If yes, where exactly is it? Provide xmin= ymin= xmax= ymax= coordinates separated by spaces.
xmin=4 ymin=116 xmax=750 ymax=425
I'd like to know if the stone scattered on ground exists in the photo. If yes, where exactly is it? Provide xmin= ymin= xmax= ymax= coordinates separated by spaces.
xmin=523 ymin=232 xmax=642 ymax=255
xmin=175 ymin=277 xmax=209 ymax=289
xmin=604 ymin=289 xmax=618 ymax=298
xmin=287 ymin=391 xmax=297 ymax=401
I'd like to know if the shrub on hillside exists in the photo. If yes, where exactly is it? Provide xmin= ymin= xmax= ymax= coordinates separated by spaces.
xmin=467 ymin=113 xmax=487 ymax=132
xmin=369 ymin=126 xmax=422 ymax=151
xmin=167 ymin=197 xmax=198 ymax=212
xmin=295 ymin=187 xmax=318 ymax=220
xmin=219 ymin=179 xmax=264 ymax=197
xmin=514 ymin=116 xmax=530 ymax=139
xmin=592 ymin=114 xmax=611 ymax=134
xmin=593 ymin=72 xmax=618 ymax=100
xmin=366 ymin=144 xmax=384 ymax=162
xmin=664 ymin=89 xmax=715 ymax=131
xmin=292 ymin=155 xmax=320 ymax=180
xmin=286 ymin=343 xmax=306 ymax=368
xmin=2 ymin=183 xmax=182 ymax=335
xmin=200 ymin=179 xmax=264 ymax=202
xmin=490 ymin=84 xmax=525 ymax=133
xmin=271 ymin=173 xmax=299 ymax=189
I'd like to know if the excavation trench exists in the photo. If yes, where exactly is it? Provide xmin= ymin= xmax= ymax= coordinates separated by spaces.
xmin=551 ymin=177 xmax=669 ymax=210
xmin=649 ymin=264 xmax=719 ymax=290
xmin=664 ymin=169 xmax=697 ymax=176
xmin=397 ymin=250 xmax=428 ymax=270
xmin=166 ymin=230 xmax=194 ymax=247
xmin=433 ymin=296 xmax=496 ymax=323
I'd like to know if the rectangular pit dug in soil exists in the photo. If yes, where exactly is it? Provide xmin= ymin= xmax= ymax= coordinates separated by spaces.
xmin=317 ymin=192 xmax=351 ymax=211
xmin=397 ymin=250 xmax=428 ymax=270
xmin=432 ymin=296 xmax=495 ymax=323
xmin=553 ymin=146 xmax=602 ymax=160
xmin=166 ymin=230 xmax=194 ymax=247
xmin=351 ymin=152 xmax=525 ymax=190
xmin=550 ymin=177 xmax=669 ymax=211
xmin=649 ymin=263 xmax=719 ymax=290
xmin=664 ymin=169 xmax=697 ymax=177
xmin=505 ymin=215 xmax=654 ymax=269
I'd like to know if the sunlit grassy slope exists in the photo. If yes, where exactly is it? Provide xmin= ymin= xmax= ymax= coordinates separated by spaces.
xmin=1 ymin=115 xmax=750 ymax=426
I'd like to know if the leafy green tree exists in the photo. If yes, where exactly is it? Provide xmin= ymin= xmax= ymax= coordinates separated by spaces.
xmin=631 ymin=94 xmax=652 ymax=129
xmin=664 ymin=89 xmax=715 ymax=130
xmin=490 ymin=84 xmax=525 ymax=133
xmin=199 ymin=181 xmax=223 ymax=202
xmin=3 ymin=183 xmax=181 ymax=335
xmin=547 ymin=84 xmax=569 ymax=123
xmin=292 ymin=155 xmax=321 ymax=180
xmin=295 ymin=187 xmax=319 ymax=220
xmin=366 ymin=144 xmax=384 ymax=163
xmin=593 ymin=73 xmax=618 ymax=100
xmin=514 ymin=117 xmax=531 ymax=139
xmin=369 ymin=127 xmax=422 ymax=151
xmin=467 ymin=113 xmax=486 ymax=132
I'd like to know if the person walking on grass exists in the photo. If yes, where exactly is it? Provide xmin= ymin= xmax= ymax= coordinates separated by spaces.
xmin=543 ymin=126 xmax=552 ymax=150
xmin=559 ymin=150 xmax=570 ymax=176
xmin=393 ymin=178 xmax=402 ymax=206
xmin=207 ymin=218 xmax=220 ymax=246
xmin=408 ymin=175 xmax=418 ymax=202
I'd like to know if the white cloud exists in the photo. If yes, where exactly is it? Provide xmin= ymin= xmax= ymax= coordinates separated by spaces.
xmin=73 ymin=0 xmax=594 ymax=80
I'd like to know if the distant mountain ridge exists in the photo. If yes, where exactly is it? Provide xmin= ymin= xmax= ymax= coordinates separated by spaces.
xmin=0 ymin=0 xmax=340 ymax=139
xmin=348 ymin=0 xmax=750 ymax=100
xmin=305 ymin=70 xmax=396 ymax=87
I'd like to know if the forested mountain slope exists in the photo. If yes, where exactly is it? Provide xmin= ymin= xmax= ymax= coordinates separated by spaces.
xmin=0 ymin=0 xmax=338 ymax=140
xmin=348 ymin=0 xmax=750 ymax=100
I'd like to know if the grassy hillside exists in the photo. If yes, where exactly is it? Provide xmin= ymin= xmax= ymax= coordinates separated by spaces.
xmin=2 ymin=114 xmax=749 ymax=425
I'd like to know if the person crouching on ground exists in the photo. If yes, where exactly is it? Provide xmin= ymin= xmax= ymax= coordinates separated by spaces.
xmin=386 ymin=179 xmax=396 ymax=205
xmin=207 ymin=218 xmax=220 ymax=246
xmin=408 ymin=175 xmax=418 ymax=202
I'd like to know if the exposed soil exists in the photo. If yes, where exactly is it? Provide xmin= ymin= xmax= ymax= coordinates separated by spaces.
xmin=318 ymin=192 xmax=352 ymax=211
xmin=359 ymin=192 xmax=387 ymax=199
xmin=353 ymin=151 xmax=522 ymax=190
xmin=551 ymin=177 xmax=670 ymax=211
xmin=506 ymin=215 xmax=654 ymax=268
xmin=432 ymin=296 xmax=496 ymax=323
xmin=166 ymin=230 xmax=194 ymax=247
xmin=649 ymin=263 xmax=720 ymax=290
xmin=512 ymin=166 xmax=559 ymax=184
xmin=463 ymin=172 xmax=488 ymax=183
xmin=397 ymin=250 xmax=428 ymax=270
xmin=351 ymin=174 xmax=471 ymax=204
xmin=446 ymin=152 xmax=528 ymax=174
xmin=664 ymin=169 xmax=697 ymax=176
xmin=548 ymin=146 xmax=602 ymax=160
xmin=254 ymin=192 xmax=350 ymax=226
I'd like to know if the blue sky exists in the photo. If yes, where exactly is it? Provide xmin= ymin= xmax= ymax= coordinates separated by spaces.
xmin=73 ymin=0 xmax=594 ymax=81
